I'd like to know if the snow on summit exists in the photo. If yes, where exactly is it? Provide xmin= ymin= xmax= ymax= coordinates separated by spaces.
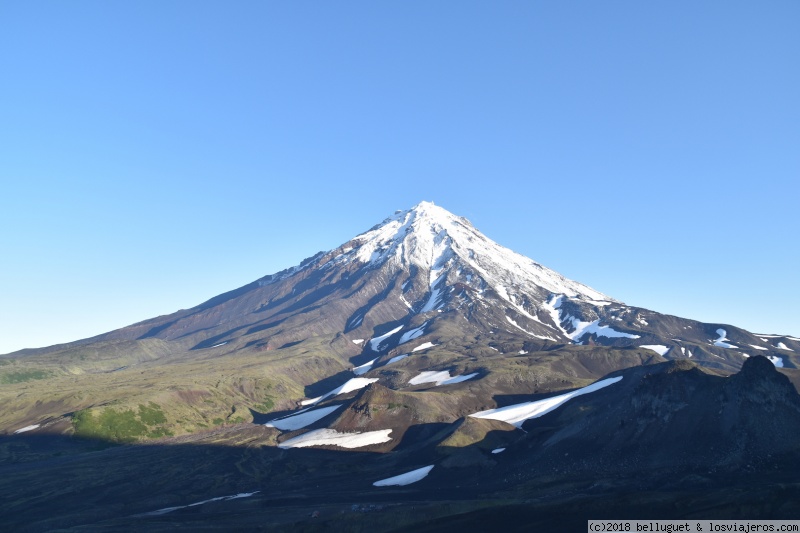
xmin=343 ymin=201 xmax=611 ymax=304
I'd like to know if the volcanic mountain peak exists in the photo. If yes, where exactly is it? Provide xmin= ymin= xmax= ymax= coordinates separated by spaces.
xmin=338 ymin=201 xmax=611 ymax=305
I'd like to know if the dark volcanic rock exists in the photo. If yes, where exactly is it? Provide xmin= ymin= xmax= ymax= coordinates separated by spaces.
xmin=515 ymin=356 xmax=800 ymax=475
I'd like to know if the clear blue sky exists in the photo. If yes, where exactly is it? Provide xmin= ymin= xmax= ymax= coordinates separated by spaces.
xmin=1 ymin=2 xmax=798 ymax=354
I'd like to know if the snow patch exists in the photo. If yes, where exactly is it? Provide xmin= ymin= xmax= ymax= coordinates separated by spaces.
xmin=420 ymin=274 xmax=447 ymax=313
xmin=352 ymin=339 xmax=364 ymax=345
xmin=387 ymin=354 xmax=409 ymax=365
xmin=398 ymin=321 xmax=429 ymax=345
xmin=541 ymin=295 xmax=569 ymax=338
xmin=564 ymin=317 xmax=641 ymax=341
xmin=742 ymin=353 xmax=784 ymax=368
xmin=747 ymin=344 xmax=768 ymax=351
xmin=278 ymin=428 xmax=393 ymax=449
xmin=301 ymin=377 xmax=379 ymax=406
xmin=352 ymin=358 xmax=378 ymax=376
xmin=768 ymin=355 xmax=784 ymax=367
xmin=493 ymin=285 xmax=546 ymax=325
xmin=265 ymin=405 xmax=342 ymax=431
xmin=14 ymin=424 xmax=40 ymax=434
xmin=713 ymin=329 xmax=738 ymax=348
xmin=368 ymin=325 xmax=403 ymax=351
xmin=640 ymin=345 xmax=670 ymax=356
xmin=506 ymin=315 xmax=557 ymax=341
xmin=412 ymin=342 xmax=438 ymax=352
xmin=470 ymin=376 xmax=623 ymax=428
xmin=777 ymin=342 xmax=794 ymax=351
xmin=491 ymin=448 xmax=506 ymax=454
xmin=210 ymin=341 xmax=229 ymax=348
xmin=409 ymin=371 xmax=478 ymax=386
xmin=541 ymin=295 xmax=636 ymax=342
xmin=373 ymin=465 xmax=434 ymax=487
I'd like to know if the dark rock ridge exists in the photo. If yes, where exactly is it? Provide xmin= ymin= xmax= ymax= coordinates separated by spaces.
xmin=505 ymin=356 xmax=800 ymax=476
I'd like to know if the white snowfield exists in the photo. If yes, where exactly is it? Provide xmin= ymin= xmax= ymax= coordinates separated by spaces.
xmin=777 ymin=342 xmax=794 ymax=352
xmin=542 ymin=295 xmax=637 ymax=342
xmin=352 ymin=339 xmax=364 ymax=345
xmin=564 ymin=316 xmax=641 ymax=341
xmin=14 ymin=424 xmax=40 ymax=434
xmin=768 ymin=355 xmax=785 ymax=367
xmin=398 ymin=321 xmax=429 ymax=345
xmin=278 ymin=428 xmax=393 ymax=449
xmin=352 ymin=358 xmax=378 ymax=376
xmin=369 ymin=325 xmax=403 ymax=351
xmin=713 ymin=329 xmax=738 ymax=348
xmin=301 ymin=377 xmax=379 ymax=406
xmin=506 ymin=315 xmax=557 ymax=341
xmin=373 ymin=465 xmax=434 ymax=487
xmin=420 ymin=273 xmax=447 ymax=313
xmin=542 ymin=295 xmax=569 ymax=338
xmin=748 ymin=344 xmax=768 ymax=351
xmin=387 ymin=354 xmax=409 ymax=365
xmin=412 ymin=342 xmax=438 ymax=352
xmin=470 ymin=376 xmax=623 ymax=428
xmin=265 ymin=405 xmax=342 ymax=431
xmin=756 ymin=334 xmax=800 ymax=342
xmin=408 ymin=371 xmax=479 ymax=387
xmin=640 ymin=344 xmax=670 ymax=356
xmin=491 ymin=448 xmax=506 ymax=454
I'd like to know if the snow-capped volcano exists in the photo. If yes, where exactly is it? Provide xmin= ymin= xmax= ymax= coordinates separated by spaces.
xmin=341 ymin=200 xmax=611 ymax=303
xmin=264 ymin=199 xmax=630 ymax=348
xmin=16 ymin=201 xmax=798 ymax=374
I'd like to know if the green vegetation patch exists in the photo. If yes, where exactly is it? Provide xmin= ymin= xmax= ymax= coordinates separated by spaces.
xmin=255 ymin=396 xmax=275 ymax=412
xmin=138 ymin=402 xmax=167 ymax=425
xmin=73 ymin=402 xmax=171 ymax=442
xmin=0 ymin=369 xmax=50 ymax=384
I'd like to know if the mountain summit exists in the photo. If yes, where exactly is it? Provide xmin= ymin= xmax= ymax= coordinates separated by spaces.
xmin=340 ymin=200 xmax=608 ymax=303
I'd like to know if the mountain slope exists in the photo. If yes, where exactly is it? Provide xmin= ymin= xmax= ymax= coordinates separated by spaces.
xmin=2 ymin=202 xmax=800 ymax=531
